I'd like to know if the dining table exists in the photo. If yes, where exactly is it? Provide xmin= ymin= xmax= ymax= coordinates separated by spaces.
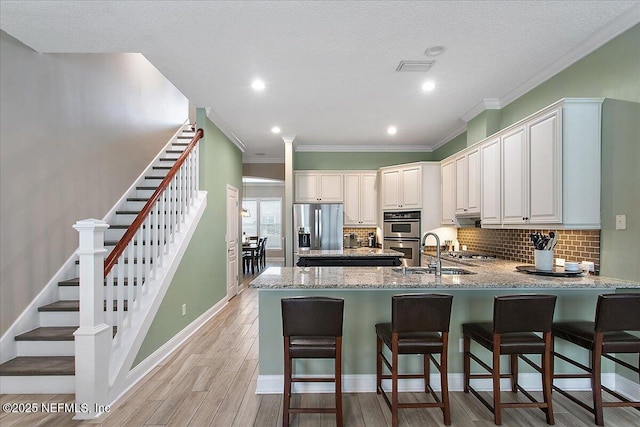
xmin=242 ymin=242 xmax=259 ymax=274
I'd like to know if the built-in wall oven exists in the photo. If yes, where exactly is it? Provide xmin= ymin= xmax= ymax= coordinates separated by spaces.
xmin=383 ymin=210 xmax=421 ymax=267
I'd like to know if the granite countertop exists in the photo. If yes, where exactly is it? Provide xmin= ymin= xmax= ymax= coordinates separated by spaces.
xmin=296 ymin=248 xmax=403 ymax=258
xmin=249 ymin=258 xmax=640 ymax=290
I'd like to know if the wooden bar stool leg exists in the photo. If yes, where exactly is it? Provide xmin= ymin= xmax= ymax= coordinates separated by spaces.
xmin=542 ymin=332 xmax=554 ymax=425
xmin=392 ymin=336 xmax=399 ymax=427
xmin=336 ymin=337 xmax=343 ymax=427
xmin=493 ymin=336 xmax=502 ymax=425
xmin=376 ymin=336 xmax=383 ymax=394
xmin=283 ymin=338 xmax=292 ymax=427
xmin=463 ymin=335 xmax=471 ymax=393
xmin=424 ymin=352 xmax=431 ymax=393
xmin=510 ymin=354 xmax=518 ymax=393
xmin=441 ymin=334 xmax=452 ymax=425
xmin=592 ymin=334 xmax=604 ymax=426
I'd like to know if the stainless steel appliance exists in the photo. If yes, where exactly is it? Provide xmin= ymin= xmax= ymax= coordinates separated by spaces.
xmin=293 ymin=203 xmax=343 ymax=256
xmin=343 ymin=233 xmax=358 ymax=249
xmin=383 ymin=210 xmax=421 ymax=266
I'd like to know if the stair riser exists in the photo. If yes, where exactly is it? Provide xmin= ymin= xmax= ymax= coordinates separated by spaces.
xmin=113 ymin=213 xmax=139 ymax=225
xmin=39 ymin=311 xmax=79 ymax=327
xmin=105 ymin=228 xmax=127 ymax=241
xmin=17 ymin=341 xmax=74 ymax=357
xmin=0 ymin=376 xmax=74 ymax=394
xmin=58 ymin=286 xmax=78 ymax=300
xmin=136 ymin=188 xmax=157 ymax=199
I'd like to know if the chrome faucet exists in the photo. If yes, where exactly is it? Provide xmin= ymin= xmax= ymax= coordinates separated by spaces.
xmin=421 ymin=232 xmax=441 ymax=276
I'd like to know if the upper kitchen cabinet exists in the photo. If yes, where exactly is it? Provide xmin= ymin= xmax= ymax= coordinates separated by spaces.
xmin=380 ymin=164 xmax=422 ymax=210
xmin=440 ymin=159 xmax=456 ymax=225
xmin=501 ymin=112 xmax=562 ymax=225
xmin=481 ymin=98 xmax=602 ymax=229
xmin=455 ymin=147 xmax=480 ymax=216
xmin=344 ymin=172 xmax=377 ymax=226
xmin=294 ymin=172 xmax=343 ymax=202
xmin=480 ymin=137 xmax=501 ymax=225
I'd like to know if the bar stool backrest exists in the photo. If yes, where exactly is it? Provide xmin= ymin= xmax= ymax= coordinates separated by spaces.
xmin=595 ymin=293 xmax=640 ymax=332
xmin=282 ymin=297 xmax=344 ymax=337
xmin=493 ymin=294 xmax=557 ymax=334
xmin=392 ymin=294 xmax=453 ymax=333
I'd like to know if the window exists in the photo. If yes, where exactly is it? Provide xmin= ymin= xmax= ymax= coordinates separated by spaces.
xmin=242 ymin=198 xmax=282 ymax=249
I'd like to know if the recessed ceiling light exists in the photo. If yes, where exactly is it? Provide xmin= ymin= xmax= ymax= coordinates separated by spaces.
xmin=251 ymin=79 xmax=265 ymax=91
xmin=425 ymin=45 xmax=446 ymax=57
xmin=271 ymin=126 xmax=281 ymax=134
xmin=422 ymin=81 xmax=436 ymax=91
xmin=387 ymin=126 xmax=397 ymax=136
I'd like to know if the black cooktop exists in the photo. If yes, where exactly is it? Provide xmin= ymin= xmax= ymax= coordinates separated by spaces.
xmin=446 ymin=251 xmax=497 ymax=260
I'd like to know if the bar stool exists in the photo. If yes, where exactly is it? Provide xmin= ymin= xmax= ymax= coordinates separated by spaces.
xmin=375 ymin=293 xmax=454 ymax=426
xmin=462 ymin=294 xmax=557 ymax=425
xmin=552 ymin=293 xmax=640 ymax=426
xmin=281 ymin=297 xmax=344 ymax=427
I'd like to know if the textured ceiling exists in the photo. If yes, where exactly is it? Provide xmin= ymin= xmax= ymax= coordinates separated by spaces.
xmin=1 ymin=1 xmax=639 ymax=162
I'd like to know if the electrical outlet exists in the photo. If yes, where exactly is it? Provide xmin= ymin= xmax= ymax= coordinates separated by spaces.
xmin=459 ymin=338 xmax=464 ymax=353
xmin=616 ymin=214 xmax=627 ymax=230
xmin=182 ymin=304 xmax=186 ymax=316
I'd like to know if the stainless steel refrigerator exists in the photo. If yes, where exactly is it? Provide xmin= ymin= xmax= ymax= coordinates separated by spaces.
xmin=293 ymin=203 xmax=343 ymax=256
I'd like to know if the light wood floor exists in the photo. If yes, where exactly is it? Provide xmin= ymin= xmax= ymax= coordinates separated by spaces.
xmin=2 ymin=262 xmax=639 ymax=426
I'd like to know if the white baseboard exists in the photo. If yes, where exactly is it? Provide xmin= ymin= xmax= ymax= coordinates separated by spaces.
xmin=256 ymin=373 xmax=619 ymax=395
xmin=615 ymin=374 xmax=640 ymax=401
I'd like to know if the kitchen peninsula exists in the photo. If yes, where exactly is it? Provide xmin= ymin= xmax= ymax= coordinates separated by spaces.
xmin=250 ymin=261 xmax=640 ymax=394
xmin=295 ymin=247 xmax=403 ymax=267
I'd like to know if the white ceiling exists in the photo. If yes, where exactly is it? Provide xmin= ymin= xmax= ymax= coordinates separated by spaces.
xmin=2 ymin=1 xmax=639 ymax=162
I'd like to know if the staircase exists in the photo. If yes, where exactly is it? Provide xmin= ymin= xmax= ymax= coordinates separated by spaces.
xmin=0 ymin=124 xmax=199 ymax=395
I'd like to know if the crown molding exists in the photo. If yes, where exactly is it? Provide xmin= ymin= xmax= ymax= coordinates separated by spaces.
xmin=205 ymin=108 xmax=246 ymax=152
xmin=294 ymin=144 xmax=432 ymax=153
xmin=500 ymin=3 xmax=640 ymax=109
xmin=242 ymin=156 xmax=284 ymax=164
xmin=430 ymin=122 xmax=468 ymax=151
xmin=457 ymin=5 xmax=640 ymax=125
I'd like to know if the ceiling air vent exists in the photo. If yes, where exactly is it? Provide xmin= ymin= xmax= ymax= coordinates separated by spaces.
xmin=396 ymin=60 xmax=435 ymax=72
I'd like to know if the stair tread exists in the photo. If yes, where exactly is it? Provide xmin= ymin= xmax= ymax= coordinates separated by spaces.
xmin=58 ymin=278 xmax=136 ymax=287
xmin=38 ymin=300 xmax=128 ymax=312
xmin=15 ymin=327 xmax=76 ymax=341
xmin=76 ymin=257 xmax=152 ymax=265
xmin=39 ymin=301 xmax=79 ymax=312
xmin=0 ymin=356 xmax=75 ymax=376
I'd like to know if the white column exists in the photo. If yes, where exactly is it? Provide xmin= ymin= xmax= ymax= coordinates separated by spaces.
xmin=72 ymin=219 xmax=111 ymax=420
xmin=282 ymin=136 xmax=295 ymax=266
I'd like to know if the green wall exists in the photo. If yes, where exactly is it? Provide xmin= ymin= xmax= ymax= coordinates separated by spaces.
xmin=134 ymin=110 xmax=242 ymax=364
xmin=294 ymin=151 xmax=432 ymax=170
xmin=432 ymin=131 xmax=467 ymax=161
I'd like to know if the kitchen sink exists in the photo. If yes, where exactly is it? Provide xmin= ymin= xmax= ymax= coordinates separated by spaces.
xmin=392 ymin=267 xmax=475 ymax=275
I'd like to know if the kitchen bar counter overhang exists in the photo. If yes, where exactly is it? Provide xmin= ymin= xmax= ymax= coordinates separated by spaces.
xmin=250 ymin=260 xmax=639 ymax=290
xmin=251 ymin=263 xmax=640 ymax=398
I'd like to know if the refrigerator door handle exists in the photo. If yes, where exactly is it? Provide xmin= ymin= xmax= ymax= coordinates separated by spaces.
xmin=316 ymin=209 xmax=322 ymax=248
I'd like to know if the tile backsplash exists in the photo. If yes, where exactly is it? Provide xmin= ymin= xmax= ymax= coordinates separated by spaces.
xmin=343 ymin=227 xmax=377 ymax=246
xmin=457 ymin=228 xmax=600 ymax=273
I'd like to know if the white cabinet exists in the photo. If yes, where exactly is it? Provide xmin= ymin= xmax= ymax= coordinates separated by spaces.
xmin=294 ymin=172 xmax=343 ymax=202
xmin=344 ymin=172 xmax=377 ymax=226
xmin=480 ymin=137 xmax=501 ymax=225
xmin=454 ymin=148 xmax=480 ymax=216
xmin=501 ymin=126 xmax=528 ymax=224
xmin=477 ymin=98 xmax=601 ymax=229
xmin=528 ymin=111 xmax=562 ymax=223
xmin=440 ymin=160 xmax=456 ymax=225
xmin=380 ymin=165 xmax=422 ymax=209
xmin=501 ymin=111 xmax=561 ymax=225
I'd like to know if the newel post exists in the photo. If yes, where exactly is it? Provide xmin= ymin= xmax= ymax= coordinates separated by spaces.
xmin=72 ymin=219 xmax=111 ymax=420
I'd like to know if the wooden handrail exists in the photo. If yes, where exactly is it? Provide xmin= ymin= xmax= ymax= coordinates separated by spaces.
xmin=104 ymin=128 xmax=204 ymax=276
